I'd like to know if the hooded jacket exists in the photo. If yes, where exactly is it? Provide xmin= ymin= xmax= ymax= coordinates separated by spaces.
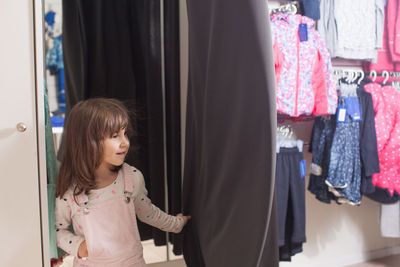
xmin=271 ymin=13 xmax=337 ymax=117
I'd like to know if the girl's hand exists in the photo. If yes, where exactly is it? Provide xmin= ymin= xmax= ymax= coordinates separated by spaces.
xmin=78 ymin=240 xmax=88 ymax=258
xmin=177 ymin=213 xmax=191 ymax=226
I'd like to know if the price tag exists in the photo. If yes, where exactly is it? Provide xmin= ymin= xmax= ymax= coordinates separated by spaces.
xmin=299 ymin=24 xmax=308 ymax=42
xmin=345 ymin=97 xmax=362 ymax=122
xmin=337 ymin=106 xmax=347 ymax=123
xmin=300 ymin=159 xmax=306 ymax=178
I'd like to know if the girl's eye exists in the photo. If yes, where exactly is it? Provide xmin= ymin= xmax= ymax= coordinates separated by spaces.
xmin=112 ymin=133 xmax=118 ymax=138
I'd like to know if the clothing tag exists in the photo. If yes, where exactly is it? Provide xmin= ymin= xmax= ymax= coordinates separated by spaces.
xmin=299 ymin=24 xmax=308 ymax=42
xmin=309 ymin=162 xmax=322 ymax=176
xmin=345 ymin=97 xmax=362 ymax=122
xmin=300 ymin=159 xmax=306 ymax=179
xmin=336 ymin=106 xmax=347 ymax=123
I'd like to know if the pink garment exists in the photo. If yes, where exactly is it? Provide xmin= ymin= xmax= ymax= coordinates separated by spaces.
xmin=364 ymin=83 xmax=400 ymax=195
xmin=55 ymin=163 xmax=184 ymax=265
xmin=365 ymin=0 xmax=400 ymax=73
xmin=271 ymin=13 xmax=337 ymax=117
xmin=387 ymin=0 xmax=400 ymax=62
xmin=395 ymin=0 xmax=400 ymax=55
xmin=74 ymin=170 xmax=146 ymax=267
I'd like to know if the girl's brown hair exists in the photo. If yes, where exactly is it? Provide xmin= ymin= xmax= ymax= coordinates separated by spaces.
xmin=55 ymin=98 xmax=133 ymax=199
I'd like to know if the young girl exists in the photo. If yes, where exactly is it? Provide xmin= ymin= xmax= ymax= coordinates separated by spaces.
xmin=55 ymin=98 xmax=190 ymax=266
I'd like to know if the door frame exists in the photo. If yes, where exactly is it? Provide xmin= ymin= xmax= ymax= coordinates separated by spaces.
xmin=33 ymin=0 xmax=51 ymax=266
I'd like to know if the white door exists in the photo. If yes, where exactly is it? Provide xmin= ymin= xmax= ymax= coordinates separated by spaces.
xmin=0 ymin=0 xmax=45 ymax=266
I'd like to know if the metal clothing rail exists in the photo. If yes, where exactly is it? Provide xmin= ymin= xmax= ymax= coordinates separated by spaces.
xmin=365 ymin=71 xmax=400 ymax=77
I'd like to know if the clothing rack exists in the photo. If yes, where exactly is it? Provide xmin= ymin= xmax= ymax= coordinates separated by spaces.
xmin=365 ymin=71 xmax=400 ymax=77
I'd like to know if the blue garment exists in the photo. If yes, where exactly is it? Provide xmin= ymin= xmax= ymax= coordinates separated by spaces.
xmin=276 ymin=147 xmax=306 ymax=261
xmin=281 ymin=0 xmax=320 ymax=21
xmin=46 ymin=35 xmax=65 ymax=112
xmin=45 ymin=11 xmax=56 ymax=27
xmin=308 ymin=116 xmax=337 ymax=204
xmin=325 ymin=97 xmax=362 ymax=205
xmin=308 ymin=80 xmax=381 ymax=205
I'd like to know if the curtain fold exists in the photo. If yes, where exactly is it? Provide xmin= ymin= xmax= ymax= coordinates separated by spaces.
xmin=182 ymin=0 xmax=278 ymax=266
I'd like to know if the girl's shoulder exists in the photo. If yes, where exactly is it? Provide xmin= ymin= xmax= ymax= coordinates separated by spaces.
xmin=121 ymin=163 xmax=146 ymax=195
xmin=56 ymin=187 xmax=79 ymax=207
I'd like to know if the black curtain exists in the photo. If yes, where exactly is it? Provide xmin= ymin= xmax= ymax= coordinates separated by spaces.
xmin=182 ymin=0 xmax=279 ymax=266
xmin=62 ymin=0 xmax=183 ymax=252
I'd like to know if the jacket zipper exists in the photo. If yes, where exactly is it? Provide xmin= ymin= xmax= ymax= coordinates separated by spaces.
xmin=295 ymin=24 xmax=300 ymax=117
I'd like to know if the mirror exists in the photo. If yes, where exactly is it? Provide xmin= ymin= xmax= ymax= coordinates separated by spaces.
xmin=43 ymin=0 xmax=184 ymax=265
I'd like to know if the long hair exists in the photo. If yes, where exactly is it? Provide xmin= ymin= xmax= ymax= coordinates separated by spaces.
xmin=55 ymin=98 xmax=133 ymax=198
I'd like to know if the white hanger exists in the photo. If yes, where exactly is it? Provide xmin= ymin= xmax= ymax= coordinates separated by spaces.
xmin=351 ymin=70 xmax=358 ymax=83
xmin=370 ymin=70 xmax=377 ymax=82
xmin=357 ymin=70 xmax=364 ymax=85
xmin=382 ymin=70 xmax=389 ymax=85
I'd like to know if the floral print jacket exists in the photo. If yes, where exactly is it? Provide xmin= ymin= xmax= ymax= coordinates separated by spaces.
xmin=271 ymin=12 xmax=337 ymax=117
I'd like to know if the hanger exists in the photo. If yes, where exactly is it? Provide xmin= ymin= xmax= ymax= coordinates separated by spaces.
xmin=370 ymin=70 xmax=377 ymax=82
xmin=351 ymin=70 xmax=358 ymax=83
xmin=276 ymin=125 xmax=296 ymax=141
xmin=345 ymin=70 xmax=355 ymax=83
xmin=270 ymin=2 xmax=298 ymax=15
xmin=357 ymin=70 xmax=364 ymax=85
xmin=382 ymin=70 xmax=389 ymax=85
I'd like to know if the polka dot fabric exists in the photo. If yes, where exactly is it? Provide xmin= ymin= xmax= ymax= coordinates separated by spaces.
xmin=364 ymin=83 xmax=400 ymax=195
xmin=55 ymin=163 xmax=185 ymax=257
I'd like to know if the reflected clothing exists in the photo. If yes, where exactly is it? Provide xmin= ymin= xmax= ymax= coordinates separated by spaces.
xmin=55 ymin=163 xmax=184 ymax=263
xmin=44 ymin=84 xmax=59 ymax=259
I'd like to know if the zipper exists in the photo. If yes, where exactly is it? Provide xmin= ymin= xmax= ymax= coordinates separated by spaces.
xmin=295 ymin=24 xmax=300 ymax=117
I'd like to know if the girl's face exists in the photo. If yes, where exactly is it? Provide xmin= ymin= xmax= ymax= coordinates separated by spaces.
xmin=100 ymin=128 xmax=130 ymax=168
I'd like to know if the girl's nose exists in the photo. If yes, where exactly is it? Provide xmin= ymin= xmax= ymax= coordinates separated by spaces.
xmin=121 ymin=136 xmax=130 ymax=147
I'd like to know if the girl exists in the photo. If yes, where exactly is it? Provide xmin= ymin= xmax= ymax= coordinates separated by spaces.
xmin=55 ymin=98 xmax=190 ymax=266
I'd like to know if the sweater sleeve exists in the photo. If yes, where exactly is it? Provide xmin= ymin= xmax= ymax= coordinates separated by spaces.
xmin=395 ymin=3 xmax=400 ymax=55
xmin=55 ymin=195 xmax=85 ymax=257
xmin=359 ymin=92 xmax=380 ymax=177
xmin=133 ymin=171 xmax=185 ymax=233
xmin=315 ymin=32 xmax=338 ymax=114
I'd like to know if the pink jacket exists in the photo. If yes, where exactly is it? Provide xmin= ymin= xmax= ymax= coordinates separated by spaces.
xmin=271 ymin=13 xmax=337 ymax=117
xmin=364 ymin=83 xmax=400 ymax=195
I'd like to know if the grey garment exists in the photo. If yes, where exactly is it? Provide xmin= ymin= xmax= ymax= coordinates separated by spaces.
xmin=381 ymin=203 xmax=400 ymax=238
xmin=319 ymin=0 xmax=379 ymax=61
xmin=182 ymin=0 xmax=278 ymax=266
xmin=318 ymin=0 xmax=337 ymax=57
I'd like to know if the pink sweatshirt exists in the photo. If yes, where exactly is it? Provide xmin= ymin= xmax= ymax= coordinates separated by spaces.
xmin=387 ymin=0 xmax=400 ymax=62
xmin=364 ymin=1 xmax=400 ymax=78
